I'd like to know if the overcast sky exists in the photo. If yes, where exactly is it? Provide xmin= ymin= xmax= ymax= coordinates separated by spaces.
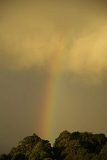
xmin=0 ymin=0 xmax=107 ymax=153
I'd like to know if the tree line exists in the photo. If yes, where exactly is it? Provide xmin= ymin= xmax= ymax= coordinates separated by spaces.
xmin=0 ymin=131 xmax=107 ymax=160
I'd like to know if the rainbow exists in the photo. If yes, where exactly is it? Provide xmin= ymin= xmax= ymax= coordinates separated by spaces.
xmin=39 ymin=37 xmax=66 ymax=140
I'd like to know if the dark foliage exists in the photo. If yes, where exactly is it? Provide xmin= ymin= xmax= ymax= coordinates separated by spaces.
xmin=0 ymin=131 xmax=107 ymax=160
xmin=53 ymin=131 xmax=107 ymax=160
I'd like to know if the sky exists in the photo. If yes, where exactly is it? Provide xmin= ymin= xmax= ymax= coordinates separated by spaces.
xmin=0 ymin=0 xmax=107 ymax=153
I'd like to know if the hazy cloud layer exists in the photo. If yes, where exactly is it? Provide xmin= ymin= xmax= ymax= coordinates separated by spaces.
xmin=0 ymin=0 xmax=107 ymax=77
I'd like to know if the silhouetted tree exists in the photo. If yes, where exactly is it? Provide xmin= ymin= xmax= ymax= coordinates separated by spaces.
xmin=1 ymin=131 xmax=107 ymax=160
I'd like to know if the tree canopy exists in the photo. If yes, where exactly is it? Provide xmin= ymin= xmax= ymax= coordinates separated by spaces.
xmin=0 ymin=131 xmax=107 ymax=160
